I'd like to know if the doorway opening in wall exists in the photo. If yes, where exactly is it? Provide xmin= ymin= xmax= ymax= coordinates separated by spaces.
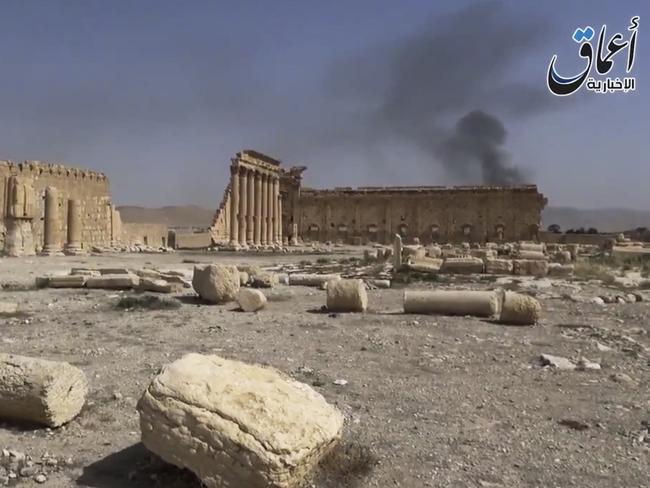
xmin=162 ymin=237 xmax=166 ymax=247
xmin=462 ymin=224 xmax=472 ymax=239
xmin=431 ymin=224 xmax=440 ymax=243
xmin=398 ymin=223 xmax=408 ymax=239
xmin=495 ymin=224 xmax=505 ymax=242
xmin=143 ymin=236 xmax=148 ymax=245
xmin=308 ymin=224 xmax=319 ymax=242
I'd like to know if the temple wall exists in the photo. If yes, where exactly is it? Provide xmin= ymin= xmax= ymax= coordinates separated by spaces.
xmin=0 ymin=160 xmax=114 ymax=251
xmin=121 ymin=223 xmax=169 ymax=247
xmin=297 ymin=186 xmax=546 ymax=244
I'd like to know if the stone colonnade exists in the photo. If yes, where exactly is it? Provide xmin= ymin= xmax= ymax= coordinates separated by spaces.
xmin=228 ymin=165 xmax=282 ymax=247
xmin=40 ymin=186 xmax=87 ymax=255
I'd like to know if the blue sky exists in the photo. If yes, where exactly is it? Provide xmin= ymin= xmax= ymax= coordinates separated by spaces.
xmin=0 ymin=1 xmax=647 ymax=209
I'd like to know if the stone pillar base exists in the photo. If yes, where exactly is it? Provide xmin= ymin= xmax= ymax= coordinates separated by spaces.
xmin=40 ymin=245 xmax=64 ymax=257
xmin=64 ymin=244 xmax=86 ymax=256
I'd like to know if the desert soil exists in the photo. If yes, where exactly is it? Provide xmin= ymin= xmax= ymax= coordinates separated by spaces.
xmin=0 ymin=251 xmax=648 ymax=488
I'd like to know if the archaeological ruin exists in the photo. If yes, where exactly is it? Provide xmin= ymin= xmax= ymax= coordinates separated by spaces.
xmin=210 ymin=150 xmax=548 ymax=247
xmin=0 ymin=160 xmax=122 ymax=256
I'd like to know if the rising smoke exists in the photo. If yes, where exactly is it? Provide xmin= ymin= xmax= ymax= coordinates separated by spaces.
xmin=327 ymin=1 xmax=552 ymax=185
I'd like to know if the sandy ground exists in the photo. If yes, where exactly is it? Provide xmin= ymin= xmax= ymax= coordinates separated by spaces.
xmin=0 ymin=251 xmax=649 ymax=488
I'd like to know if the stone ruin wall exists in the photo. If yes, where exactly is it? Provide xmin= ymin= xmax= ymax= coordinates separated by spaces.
xmin=297 ymin=185 xmax=546 ymax=245
xmin=0 ymin=160 xmax=118 ymax=252
xmin=210 ymin=150 xmax=547 ymax=246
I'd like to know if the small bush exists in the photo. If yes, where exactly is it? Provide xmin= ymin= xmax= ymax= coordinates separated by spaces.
xmin=116 ymin=294 xmax=181 ymax=310
xmin=314 ymin=441 xmax=378 ymax=487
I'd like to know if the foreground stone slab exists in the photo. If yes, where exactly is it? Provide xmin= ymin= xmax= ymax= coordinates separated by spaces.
xmin=192 ymin=265 xmax=240 ymax=303
xmin=326 ymin=279 xmax=368 ymax=312
xmin=139 ymin=278 xmax=175 ymax=293
xmin=137 ymin=354 xmax=343 ymax=488
xmin=237 ymin=288 xmax=267 ymax=312
xmin=405 ymin=257 xmax=443 ymax=273
xmin=0 ymin=354 xmax=87 ymax=427
xmin=86 ymin=274 xmax=139 ymax=290
xmin=0 ymin=302 xmax=18 ymax=315
xmin=404 ymin=290 xmax=500 ymax=317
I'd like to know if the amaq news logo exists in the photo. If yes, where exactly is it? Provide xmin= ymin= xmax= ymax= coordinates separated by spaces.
xmin=547 ymin=16 xmax=639 ymax=96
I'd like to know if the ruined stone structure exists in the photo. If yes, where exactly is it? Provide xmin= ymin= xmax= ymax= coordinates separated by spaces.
xmin=211 ymin=150 xmax=547 ymax=245
xmin=0 ymin=160 xmax=122 ymax=256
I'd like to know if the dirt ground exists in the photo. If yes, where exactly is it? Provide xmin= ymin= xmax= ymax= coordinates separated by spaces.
xmin=0 ymin=251 xmax=648 ymax=488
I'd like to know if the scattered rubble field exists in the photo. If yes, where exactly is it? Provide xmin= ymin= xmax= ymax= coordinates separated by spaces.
xmin=1 ymin=250 xmax=649 ymax=488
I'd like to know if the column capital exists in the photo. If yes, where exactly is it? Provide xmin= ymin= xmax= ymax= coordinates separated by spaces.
xmin=230 ymin=164 xmax=240 ymax=176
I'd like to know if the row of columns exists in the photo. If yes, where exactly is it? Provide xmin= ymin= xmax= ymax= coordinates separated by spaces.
xmin=41 ymin=186 xmax=84 ymax=255
xmin=229 ymin=166 xmax=282 ymax=247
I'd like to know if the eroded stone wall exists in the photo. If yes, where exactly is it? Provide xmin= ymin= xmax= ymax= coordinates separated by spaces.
xmin=298 ymin=186 xmax=547 ymax=244
xmin=1 ymin=160 xmax=115 ymax=252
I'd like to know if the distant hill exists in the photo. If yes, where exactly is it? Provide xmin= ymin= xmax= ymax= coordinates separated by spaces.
xmin=117 ymin=204 xmax=650 ymax=234
xmin=543 ymin=206 xmax=650 ymax=233
xmin=117 ymin=205 xmax=214 ymax=228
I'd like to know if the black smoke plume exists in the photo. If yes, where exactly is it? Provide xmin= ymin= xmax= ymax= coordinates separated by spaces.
xmin=327 ymin=1 xmax=552 ymax=185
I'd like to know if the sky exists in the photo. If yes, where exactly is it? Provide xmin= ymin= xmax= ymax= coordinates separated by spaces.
xmin=0 ymin=0 xmax=647 ymax=210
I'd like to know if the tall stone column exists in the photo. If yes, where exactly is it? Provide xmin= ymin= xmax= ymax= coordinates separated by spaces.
xmin=272 ymin=177 xmax=280 ymax=245
xmin=41 ymin=186 xmax=63 ymax=256
xmin=246 ymin=169 xmax=254 ymax=245
xmin=64 ymin=199 xmax=83 ymax=255
xmin=229 ymin=166 xmax=239 ymax=246
xmin=278 ymin=194 xmax=284 ymax=245
xmin=238 ymin=168 xmax=248 ymax=247
xmin=260 ymin=174 xmax=268 ymax=245
xmin=254 ymin=171 xmax=262 ymax=245
xmin=266 ymin=175 xmax=274 ymax=245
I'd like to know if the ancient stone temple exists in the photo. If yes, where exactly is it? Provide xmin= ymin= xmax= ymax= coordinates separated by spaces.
xmin=210 ymin=150 xmax=547 ymax=246
xmin=0 ymin=160 xmax=122 ymax=256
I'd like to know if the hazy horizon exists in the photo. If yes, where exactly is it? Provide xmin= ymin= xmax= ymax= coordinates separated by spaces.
xmin=1 ymin=1 xmax=647 ymax=210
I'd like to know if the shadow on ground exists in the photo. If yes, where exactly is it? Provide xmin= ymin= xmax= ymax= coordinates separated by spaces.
xmin=76 ymin=443 xmax=198 ymax=488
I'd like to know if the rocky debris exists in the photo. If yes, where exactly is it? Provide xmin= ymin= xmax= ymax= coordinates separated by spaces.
xmin=237 ymin=288 xmax=267 ymax=312
xmin=70 ymin=268 xmax=101 ymax=277
xmin=610 ymin=372 xmax=637 ymax=386
xmin=547 ymin=263 xmax=574 ymax=277
xmin=576 ymin=357 xmax=601 ymax=370
xmin=440 ymin=257 xmax=484 ymax=274
xmin=137 ymin=353 xmax=343 ymax=488
xmin=540 ymin=353 xmax=576 ymax=370
xmin=0 ymin=354 xmax=87 ymax=427
xmin=367 ymin=279 xmax=390 ymax=289
xmin=484 ymin=258 xmax=514 ymax=275
xmin=276 ymin=273 xmax=289 ymax=285
xmin=402 ymin=245 xmax=425 ymax=260
xmin=237 ymin=264 xmax=263 ymax=277
xmin=192 ymin=264 xmax=240 ymax=303
xmin=404 ymin=257 xmax=443 ymax=273
xmin=517 ymin=241 xmax=545 ymax=253
xmin=404 ymin=290 xmax=501 ymax=317
xmin=499 ymin=292 xmax=541 ymax=325
xmin=289 ymin=273 xmax=341 ymax=287
xmin=326 ymin=279 xmax=368 ymax=313
xmin=426 ymin=245 xmax=442 ymax=258
xmin=86 ymin=273 xmax=140 ymax=290
xmin=250 ymin=272 xmax=279 ymax=289
xmin=138 ymin=277 xmax=176 ymax=293
xmin=513 ymin=259 xmax=548 ymax=277
xmin=554 ymin=250 xmax=572 ymax=263
xmin=116 ymin=294 xmax=182 ymax=310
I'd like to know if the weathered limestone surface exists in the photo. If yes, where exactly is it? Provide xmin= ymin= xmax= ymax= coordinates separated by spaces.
xmin=326 ymin=279 xmax=368 ymax=312
xmin=516 ymin=250 xmax=547 ymax=260
xmin=47 ymin=275 xmax=87 ymax=288
xmin=513 ymin=259 xmax=548 ymax=277
xmin=485 ymin=258 xmax=514 ymax=275
xmin=86 ymin=274 xmax=139 ymax=290
xmin=192 ymin=265 xmax=240 ymax=303
xmin=251 ymin=272 xmax=278 ymax=289
xmin=289 ymin=274 xmax=341 ymax=287
xmin=393 ymin=234 xmax=403 ymax=269
xmin=499 ymin=292 xmax=541 ymax=325
xmin=548 ymin=263 xmax=574 ymax=277
xmin=405 ymin=257 xmax=443 ymax=273
xmin=404 ymin=290 xmax=501 ymax=317
xmin=440 ymin=257 xmax=484 ymax=274
xmin=137 ymin=354 xmax=343 ymax=488
xmin=237 ymin=288 xmax=267 ymax=312
xmin=0 ymin=354 xmax=87 ymax=427
xmin=139 ymin=278 xmax=174 ymax=293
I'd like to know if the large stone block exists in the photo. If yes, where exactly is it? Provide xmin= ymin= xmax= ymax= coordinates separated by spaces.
xmin=250 ymin=272 xmax=279 ymax=289
xmin=440 ymin=257 xmax=484 ymax=274
xmin=484 ymin=258 xmax=514 ymax=275
xmin=326 ymin=279 xmax=368 ymax=312
xmin=513 ymin=259 xmax=548 ymax=276
xmin=237 ymin=288 xmax=267 ymax=312
xmin=137 ymin=354 xmax=343 ymax=488
xmin=192 ymin=265 xmax=240 ymax=303
xmin=0 ymin=354 xmax=87 ymax=427
xmin=288 ymin=274 xmax=341 ymax=287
